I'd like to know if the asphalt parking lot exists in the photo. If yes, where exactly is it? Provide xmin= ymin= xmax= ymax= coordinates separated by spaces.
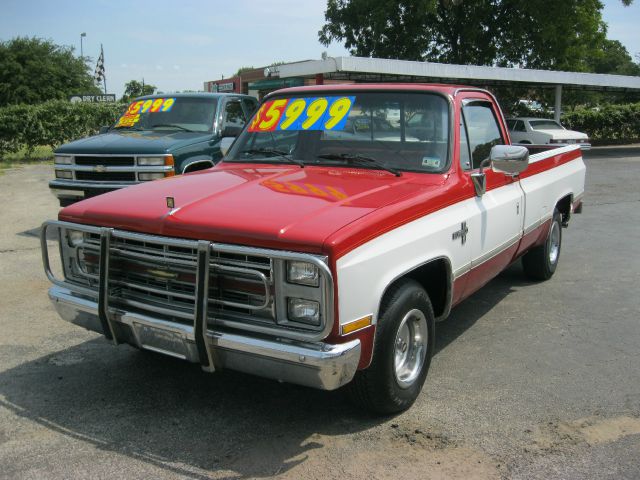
xmin=1 ymin=146 xmax=639 ymax=480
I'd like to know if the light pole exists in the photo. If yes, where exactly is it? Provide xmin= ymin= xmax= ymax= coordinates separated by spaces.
xmin=80 ymin=32 xmax=86 ymax=59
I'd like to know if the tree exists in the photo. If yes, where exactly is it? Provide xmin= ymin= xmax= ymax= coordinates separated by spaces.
xmin=121 ymin=80 xmax=156 ymax=103
xmin=0 ymin=37 xmax=100 ymax=107
xmin=319 ymin=0 xmax=635 ymax=72
xmin=234 ymin=66 xmax=255 ymax=77
xmin=587 ymin=39 xmax=640 ymax=76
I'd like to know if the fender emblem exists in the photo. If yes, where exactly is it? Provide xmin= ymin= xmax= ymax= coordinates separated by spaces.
xmin=166 ymin=197 xmax=175 ymax=208
xmin=452 ymin=221 xmax=469 ymax=245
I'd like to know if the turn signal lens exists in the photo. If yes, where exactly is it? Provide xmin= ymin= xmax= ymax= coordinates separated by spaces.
xmin=341 ymin=315 xmax=373 ymax=335
xmin=165 ymin=155 xmax=175 ymax=176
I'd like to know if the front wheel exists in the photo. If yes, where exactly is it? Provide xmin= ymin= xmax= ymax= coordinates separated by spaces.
xmin=522 ymin=209 xmax=562 ymax=281
xmin=347 ymin=279 xmax=435 ymax=415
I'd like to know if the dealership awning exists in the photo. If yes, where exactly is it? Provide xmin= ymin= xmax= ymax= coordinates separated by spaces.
xmin=275 ymin=56 xmax=640 ymax=121
xmin=248 ymin=77 xmax=304 ymax=91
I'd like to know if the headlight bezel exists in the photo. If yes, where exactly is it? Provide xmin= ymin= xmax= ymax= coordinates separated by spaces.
xmin=54 ymin=155 xmax=72 ymax=165
xmin=286 ymin=260 xmax=320 ymax=287
xmin=138 ymin=172 xmax=166 ymax=181
xmin=287 ymin=297 xmax=321 ymax=326
xmin=137 ymin=156 xmax=166 ymax=166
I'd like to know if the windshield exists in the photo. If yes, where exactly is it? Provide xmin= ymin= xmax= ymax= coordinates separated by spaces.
xmin=529 ymin=120 xmax=563 ymax=130
xmin=114 ymin=96 xmax=218 ymax=133
xmin=224 ymin=92 xmax=450 ymax=173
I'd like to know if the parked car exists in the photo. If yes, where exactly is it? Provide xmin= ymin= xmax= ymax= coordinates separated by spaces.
xmin=41 ymin=84 xmax=585 ymax=414
xmin=51 ymin=93 xmax=258 ymax=206
xmin=506 ymin=117 xmax=591 ymax=149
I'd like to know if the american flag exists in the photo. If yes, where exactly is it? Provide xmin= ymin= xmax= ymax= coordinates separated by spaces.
xmin=94 ymin=45 xmax=105 ymax=84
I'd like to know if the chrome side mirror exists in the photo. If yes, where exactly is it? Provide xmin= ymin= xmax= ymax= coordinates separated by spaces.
xmin=490 ymin=145 xmax=529 ymax=176
xmin=470 ymin=145 xmax=529 ymax=197
xmin=219 ymin=137 xmax=235 ymax=157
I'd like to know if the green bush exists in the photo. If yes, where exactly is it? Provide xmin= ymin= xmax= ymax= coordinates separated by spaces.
xmin=0 ymin=100 xmax=125 ymax=159
xmin=561 ymin=103 xmax=640 ymax=143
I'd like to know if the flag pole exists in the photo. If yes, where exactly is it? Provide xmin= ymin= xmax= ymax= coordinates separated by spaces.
xmin=102 ymin=44 xmax=107 ymax=94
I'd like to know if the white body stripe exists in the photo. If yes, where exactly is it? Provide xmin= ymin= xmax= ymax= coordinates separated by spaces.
xmin=466 ymin=180 xmax=523 ymax=273
xmin=336 ymin=198 xmax=472 ymax=326
xmin=522 ymin=146 xmax=586 ymax=232
xmin=336 ymin=145 xmax=586 ymax=328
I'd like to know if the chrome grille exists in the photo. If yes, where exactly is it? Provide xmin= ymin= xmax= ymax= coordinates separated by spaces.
xmin=44 ymin=220 xmax=333 ymax=342
xmin=74 ymin=156 xmax=134 ymax=166
xmin=78 ymin=233 xmax=275 ymax=326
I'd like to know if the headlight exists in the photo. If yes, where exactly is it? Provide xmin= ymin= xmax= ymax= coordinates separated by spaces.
xmin=287 ymin=261 xmax=319 ymax=287
xmin=137 ymin=156 xmax=166 ymax=166
xmin=287 ymin=298 xmax=320 ymax=326
xmin=138 ymin=172 xmax=166 ymax=181
xmin=55 ymin=170 xmax=73 ymax=179
xmin=67 ymin=230 xmax=85 ymax=247
xmin=54 ymin=155 xmax=72 ymax=165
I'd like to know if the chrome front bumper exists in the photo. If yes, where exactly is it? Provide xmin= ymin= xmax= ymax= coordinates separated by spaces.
xmin=49 ymin=179 xmax=136 ymax=201
xmin=49 ymin=286 xmax=361 ymax=390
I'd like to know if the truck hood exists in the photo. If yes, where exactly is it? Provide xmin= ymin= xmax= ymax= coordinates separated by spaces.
xmin=55 ymin=130 xmax=213 ymax=155
xmin=59 ymin=163 xmax=447 ymax=254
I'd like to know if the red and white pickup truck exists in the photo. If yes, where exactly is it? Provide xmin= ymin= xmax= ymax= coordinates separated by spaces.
xmin=41 ymin=84 xmax=585 ymax=413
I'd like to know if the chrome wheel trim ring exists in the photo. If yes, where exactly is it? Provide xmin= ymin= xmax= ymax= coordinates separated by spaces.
xmin=393 ymin=308 xmax=428 ymax=389
xmin=549 ymin=220 xmax=560 ymax=265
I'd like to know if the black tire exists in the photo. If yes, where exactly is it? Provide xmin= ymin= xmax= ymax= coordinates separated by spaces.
xmin=522 ymin=209 xmax=562 ymax=281
xmin=347 ymin=279 xmax=435 ymax=415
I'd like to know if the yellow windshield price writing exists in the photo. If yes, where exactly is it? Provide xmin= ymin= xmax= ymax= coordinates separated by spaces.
xmin=247 ymin=96 xmax=355 ymax=132
xmin=116 ymin=98 xmax=177 ymax=127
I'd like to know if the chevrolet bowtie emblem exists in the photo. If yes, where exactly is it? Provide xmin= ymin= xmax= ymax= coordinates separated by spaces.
xmin=93 ymin=165 xmax=106 ymax=173
xmin=146 ymin=268 xmax=178 ymax=280
xmin=166 ymin=196 xmax=175 ymax=208
xmin=452 ymin=221 xmax=469 ymax=245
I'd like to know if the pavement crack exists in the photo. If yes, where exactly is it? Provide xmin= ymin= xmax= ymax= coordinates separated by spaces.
xmin=587 ymin=198 xmax=640 ymax=207
xmin=0 ymin=246 xmax=41 ymax=254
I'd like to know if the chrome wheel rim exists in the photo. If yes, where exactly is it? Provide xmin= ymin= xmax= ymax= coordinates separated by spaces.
xmin=549 ymin=220 xmax=560 ymax=265
xmin=393 ymin=309 xmax=428 ymax=389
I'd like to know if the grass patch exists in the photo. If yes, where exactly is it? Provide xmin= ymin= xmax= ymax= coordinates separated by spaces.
xmin=1 ymin=146 xmax=54 ymax=171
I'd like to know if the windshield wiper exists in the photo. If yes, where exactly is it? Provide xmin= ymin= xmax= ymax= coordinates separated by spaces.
xmin=113 ymin=125 xmax=144 ymax=131
xmin=239 ymin=148 xmax=305 ymax=168
xmin=316 ymin=153 xmax=401 ymax=177
xmin=151 ymin=123 xmax=196 ymax=132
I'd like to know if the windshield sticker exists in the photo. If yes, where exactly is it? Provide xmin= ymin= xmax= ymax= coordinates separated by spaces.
xmin=247 ymin=96 xmax=355 ymax=133
xmin=115 ymin=98 xmax=176 ymax=127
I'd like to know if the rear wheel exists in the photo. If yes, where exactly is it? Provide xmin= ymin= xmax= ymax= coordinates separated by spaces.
xmin=522 ymin=209 xmax=562 ymax=280
xmin=347 ymin=279 xmax=435 ymax=415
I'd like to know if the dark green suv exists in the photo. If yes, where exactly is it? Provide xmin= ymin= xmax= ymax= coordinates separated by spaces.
xmin=51 ymin=93 xmax=257 ymax=206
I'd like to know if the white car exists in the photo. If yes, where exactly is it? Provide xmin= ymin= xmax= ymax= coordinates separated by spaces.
xmin=506 ymin=117 xmax=591 ymax=150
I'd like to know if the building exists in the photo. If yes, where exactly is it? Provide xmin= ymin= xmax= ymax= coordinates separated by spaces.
xmin=206 ymin=56 xmax=640 ymax=120
xmin=204 ymin=63 xmax=350 ymax=100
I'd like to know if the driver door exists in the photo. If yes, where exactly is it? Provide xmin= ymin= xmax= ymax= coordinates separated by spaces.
xmin=459 ymin=98 xmax=524 ymax=297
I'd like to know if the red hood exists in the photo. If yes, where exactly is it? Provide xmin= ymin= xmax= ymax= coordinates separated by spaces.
xmin=60 ymin=163 xmax=452 ymax=256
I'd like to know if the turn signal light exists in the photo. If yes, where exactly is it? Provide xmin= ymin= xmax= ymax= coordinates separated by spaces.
xmin=341 ymin=315 xmax=372 ymax=335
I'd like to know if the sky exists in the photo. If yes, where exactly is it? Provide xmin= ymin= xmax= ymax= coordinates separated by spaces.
xmin=1 ymin=0 xmax=638 ymax=98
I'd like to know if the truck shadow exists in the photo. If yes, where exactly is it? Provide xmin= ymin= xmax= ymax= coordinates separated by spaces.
xmin=0 ymin=262 xmax=530 ymax=479
xmin=435 ymin=261 xmax=532 ymax=354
